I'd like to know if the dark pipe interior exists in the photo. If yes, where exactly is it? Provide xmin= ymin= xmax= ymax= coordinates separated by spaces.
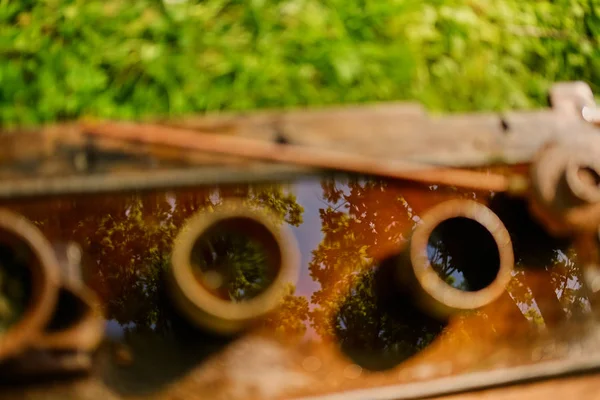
xmin=426 ymin=217 xmax=500 ymax=292
xmin=189 ymin=217 xmax=281 ymax=302
xmin=0 ymin=236 xmax=34 ymax=332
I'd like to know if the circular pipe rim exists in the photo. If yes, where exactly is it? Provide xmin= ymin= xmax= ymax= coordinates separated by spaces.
xmin=565 ymin=156 xmax=600 ymax=204
xmin=169 ymin=200 xmax=300 ymax=332
xmin=409 ymin=199 xmax=514 ymax=311
xmin=0 ymin=209 xmax=60 ymax=360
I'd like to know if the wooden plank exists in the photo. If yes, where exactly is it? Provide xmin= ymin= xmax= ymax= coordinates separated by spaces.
xmin=159 ymin=104 xmax=600 ymax=167
xmin=3 ymin=100 xmax=599 ymax=175
xmin=82 ymin=121 xmax=516 ymax=192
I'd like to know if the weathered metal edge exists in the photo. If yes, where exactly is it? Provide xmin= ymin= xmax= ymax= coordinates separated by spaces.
xmin=0 ymin=164 xmax=321 ymax=199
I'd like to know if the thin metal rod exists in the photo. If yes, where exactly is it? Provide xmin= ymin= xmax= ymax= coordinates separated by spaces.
xmin=81 ymin=121 xmax=513 ymax=192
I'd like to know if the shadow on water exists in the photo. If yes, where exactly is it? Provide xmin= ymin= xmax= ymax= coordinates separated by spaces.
xmin=334 ymin=257 xmax=446 ymax=372
xmin=97 ymin=285 xmax=233 ymax=396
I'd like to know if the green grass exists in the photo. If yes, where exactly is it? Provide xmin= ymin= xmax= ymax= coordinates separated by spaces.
xmin=1 ymin=0 xmax=599 ymax=128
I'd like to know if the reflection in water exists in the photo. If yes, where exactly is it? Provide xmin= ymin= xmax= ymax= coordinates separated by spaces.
xmin=335 ymin=260 xmax=445 ymax=371
xmin=490 ymin=195 xmax=590 ymax=328
xmin=309 ymin=178 xmax=412 ymax=342
xmin=427 ymin=218 xmax=500 ymax=292
xmin=191 ymin=226 xmax=276 ymax=302
xmin=4 ymin=185 xmax=304 ymax=336
xmin=0 ymin=184 xmax=305 ymax=394
xmin=0 ymin=175 xmax=594 ymax=393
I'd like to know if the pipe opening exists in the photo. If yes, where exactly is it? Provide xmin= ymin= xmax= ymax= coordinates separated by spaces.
xmin=426 ymin=217 xmax=500 ymax=292
xmin=189 ymin=217 xmax=281 ymax=302
xmin=0 ymin=239 xmax=34 ymax=333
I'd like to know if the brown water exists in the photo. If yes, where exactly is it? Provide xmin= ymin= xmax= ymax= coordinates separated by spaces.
xmin=0 ymin=175 xmax=597 ymax=399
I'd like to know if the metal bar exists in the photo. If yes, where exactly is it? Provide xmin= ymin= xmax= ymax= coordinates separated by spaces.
xmin=0 ymin=164 xmax=318 ymax=199
xmin=82 ymin=121 xmax=514 ymax=192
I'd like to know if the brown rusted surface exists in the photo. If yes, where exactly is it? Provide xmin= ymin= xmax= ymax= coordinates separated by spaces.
xmin=0 ymin=171 xmax=598 ymax=399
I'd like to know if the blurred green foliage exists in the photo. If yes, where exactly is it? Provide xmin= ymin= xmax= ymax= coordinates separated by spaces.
xmin=1 ymin=0 xmax=599 ymax=127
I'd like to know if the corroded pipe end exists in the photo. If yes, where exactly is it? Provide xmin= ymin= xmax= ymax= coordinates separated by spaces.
xmin=565 ymin=156 xmax=600 ymax=204
xmin=0 ymin=209 xmax=61 ymax=361
xmin=397 ymin=199 xmax=514 ymax=319
xmin=168 ymin=200 xmax=300 ymax=335
xmin=530 ymin=143 xmax=600 ymax=236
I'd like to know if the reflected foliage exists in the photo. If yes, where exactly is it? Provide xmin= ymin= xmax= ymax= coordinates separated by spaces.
xmin=0 ymin=176 xmax=593 ymax=359
xmin=490 ymin=194 xmax=589 ymax=328
xmin=309 ymin=179 xmax=487 ymax=340
xmin=427 ymin=217 xmax=500 ymax=292
xmin=311 ymin=178 xmax=592 ymax=363
xmin=309 ymin=178 xmax=412 ymax=340
xmin=191 ymin=228 xmax=276 ymax=302
xmin=335 ymin=266 xmax=444 ymax=371
xmin=263 ymin=283 xmax=310 ymax=339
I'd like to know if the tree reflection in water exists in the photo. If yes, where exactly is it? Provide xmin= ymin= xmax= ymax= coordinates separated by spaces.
xmin=489 ymin=194 xmax=590 ymax=329
xmin=427 ymin=217 xmax=501 ymax=292
xmin=334 ymin=261 xmax=445 ymax=371
xmin=191 ymin=229 xmax=276 ymax=302
xmin=0 ymin=176 xmax=591 ymax=363
xmin=310 ymin=177 xmax=590 ymax=369
xmin=309 ymin=178 xmax=446 ymax=370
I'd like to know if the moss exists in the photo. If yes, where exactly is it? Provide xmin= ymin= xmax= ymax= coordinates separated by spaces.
xmin=0 ymin=0 xmax=598 ymax=128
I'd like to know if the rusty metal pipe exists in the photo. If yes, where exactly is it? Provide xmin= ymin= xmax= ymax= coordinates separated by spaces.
xmin=564 ymin=158 xmax=600 ymax=204
xmin=395 ymin=199 xmax=514 ymax=319
xmin=168 ymin=200 xmax=300 ymax=335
